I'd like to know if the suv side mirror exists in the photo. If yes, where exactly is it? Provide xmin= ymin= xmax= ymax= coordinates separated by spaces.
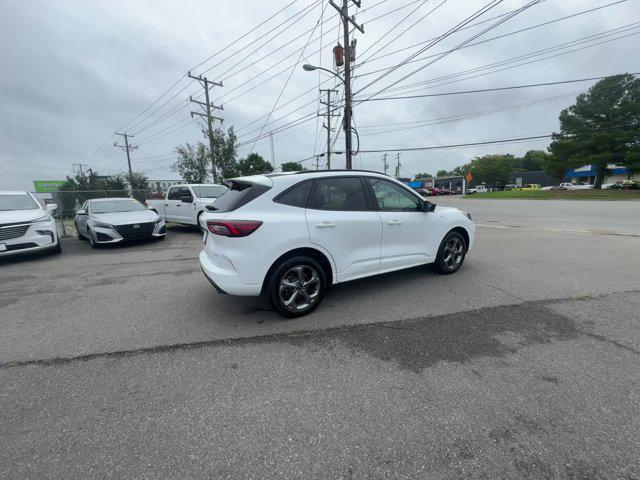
xmin=45 ymin=203 xmax=57 ymax=212
xmin=76 ymin=210 xmax=87 ymax=216
xmin=423 ymin=201 xmax=436 ymax=212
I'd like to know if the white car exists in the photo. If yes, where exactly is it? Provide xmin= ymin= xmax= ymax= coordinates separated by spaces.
xmin=0 ymin=191 xmax=61 ymax=257
xmin=199 ymin=171 xmax=475 ymax=317
xmin=467 ymin=185 xmax=487 ymax=194
xmin=558 ymin=182 xmax=576 ymax=190
xmin=145 ymin=184 xmax=228 ymax=229
xmin=74 ymin=198 xmax=166 ymax=248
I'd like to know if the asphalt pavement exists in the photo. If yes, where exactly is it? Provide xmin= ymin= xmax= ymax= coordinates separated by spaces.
xmin=1 ymin=198 xmax=639 ymax=478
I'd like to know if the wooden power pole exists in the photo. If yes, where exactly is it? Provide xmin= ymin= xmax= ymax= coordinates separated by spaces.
xmin=114 ymin=132 xmax=138 ymax=195
xmin=188 ymin=72 xmax=224 ymax=183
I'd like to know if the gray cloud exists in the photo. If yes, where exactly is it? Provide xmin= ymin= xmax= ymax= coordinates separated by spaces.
xmin=1 ymin=0 xmax=638 ymax=188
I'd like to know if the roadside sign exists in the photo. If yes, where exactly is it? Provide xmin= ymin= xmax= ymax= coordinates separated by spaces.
xmin=465 ymin=172 xmax=473 ymax=183
xmin=33 ymin=180 xmax=65 ymax=193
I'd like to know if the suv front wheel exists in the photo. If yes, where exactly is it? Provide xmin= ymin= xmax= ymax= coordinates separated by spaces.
xmin=434 ymin=231 xmax=467 ymax=274
xmin=267 ymin=256 xmax=326 ymax=318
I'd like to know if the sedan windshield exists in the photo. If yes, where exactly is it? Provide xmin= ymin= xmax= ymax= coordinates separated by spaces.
xmin=191 ymin=185 xmax=228 ymax=198
xmin=0 ymin=194 xmax=39 ymax=211
xmin=91 ymin=199 xmax=146 ymax=214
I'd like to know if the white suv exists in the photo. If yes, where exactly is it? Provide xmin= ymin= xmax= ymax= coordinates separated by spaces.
xmin=199 ymin=171 xmax=475 ymax=317
xmin=0 ymin=191 xmax=61 ymax=257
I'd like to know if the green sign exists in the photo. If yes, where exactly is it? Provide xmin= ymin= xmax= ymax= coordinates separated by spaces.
xmin=33 ymin=180 xmax=65 ymax=193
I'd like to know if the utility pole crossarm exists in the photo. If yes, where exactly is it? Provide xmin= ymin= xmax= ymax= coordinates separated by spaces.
xmin=189 ymin=96 xmax=223 ymax=111
xmin=190 ymin=111 xmax=224 ymax=123
xmin=329 ymin=0 xmax=364 ymax=32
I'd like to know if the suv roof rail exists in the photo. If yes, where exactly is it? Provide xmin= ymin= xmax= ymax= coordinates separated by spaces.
xmin=292 ymin=169 xmax=391 ymax=176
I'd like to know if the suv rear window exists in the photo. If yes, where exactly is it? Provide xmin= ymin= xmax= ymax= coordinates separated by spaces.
xmin=211 ymin=180 xmax=271 ymax=212
xmin=274 ymin=180 xmax=312 ymax=208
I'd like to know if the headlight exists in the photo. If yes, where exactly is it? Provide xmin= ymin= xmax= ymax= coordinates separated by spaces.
xmin=30 ymin=214 xmax=52 ymax=223
xmin=93 ymin=221 xmax=114 ymax=229
xmin=464 ymin=212 xmax=472 ymax=220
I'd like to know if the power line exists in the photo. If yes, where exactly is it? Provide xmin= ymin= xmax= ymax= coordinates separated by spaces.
xmin=248 ymin=1 xmax=328 ymax=154
xmin=354 ymin=0 xmax=628 ymax=85
xmin=359 ymin=74 xmax=639 ymax=101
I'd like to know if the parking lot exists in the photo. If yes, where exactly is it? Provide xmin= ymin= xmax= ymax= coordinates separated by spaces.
xmin=2 ymin=198 xmax=639 ymax=478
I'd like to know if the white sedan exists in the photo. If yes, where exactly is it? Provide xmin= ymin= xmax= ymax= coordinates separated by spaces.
xmin=0 ymin=191 xmax=61 ymax=257
xmin=74 ymin=198 xmax=166 ymax=248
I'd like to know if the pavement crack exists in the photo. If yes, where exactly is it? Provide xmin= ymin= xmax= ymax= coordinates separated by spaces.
xmin=486 ymin=283 xmax=528 ymax=302
xmin=579 ymin=331 xmax=640 ymax=356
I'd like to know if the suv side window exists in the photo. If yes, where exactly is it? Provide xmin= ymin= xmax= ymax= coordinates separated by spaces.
xmin=167 ymin=187 xmax=180 ymax=200
xmin=274 ymin=180 xmax=312 ymax=208
xmin=368 ymin=178 xmax=421 ymax=211
xmin=179 ymin=187 xmax=193 ymax=201
xmin=309 ymin=177 xmax=369 ymax=211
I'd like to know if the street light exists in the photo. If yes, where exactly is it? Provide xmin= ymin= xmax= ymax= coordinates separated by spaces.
xmin=302 ymin=64 xmax=345 ymax=84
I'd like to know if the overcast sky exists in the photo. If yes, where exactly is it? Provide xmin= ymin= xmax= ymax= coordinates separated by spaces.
xmin=1 ymin=0 xmax=638 ymax=189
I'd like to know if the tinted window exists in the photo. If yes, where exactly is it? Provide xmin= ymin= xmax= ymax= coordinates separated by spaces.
xmin=274 ymin=181 xmax=312 ymax=208
xmin=179 ymin=187 xmax=192 ymax=200
xmin=369 ymin=178 xmax=421 ymax=211
xmin=0 ymin=194 xmax=39 ymax=211
xmin=309 ymin=177 xmax=368 ymax=211
xmin=167 ymin=187 xmax=180 ymax=200
xmin=211 ymin=180 xmax=271 ymax=213
xmin=191 ymin=185 xmax=228 ymax=198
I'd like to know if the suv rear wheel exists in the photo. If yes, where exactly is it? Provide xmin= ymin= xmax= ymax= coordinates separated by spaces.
xmin=434 ymin=231 xmax=467 ymax=274
xmin=267 ymin=256 xmax=326 ymax=318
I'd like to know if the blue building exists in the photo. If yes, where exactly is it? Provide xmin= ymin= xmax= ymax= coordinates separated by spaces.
xmin=564 ymin=164 xmax=636 ymax=185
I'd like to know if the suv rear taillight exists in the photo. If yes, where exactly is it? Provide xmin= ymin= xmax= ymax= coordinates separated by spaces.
xmin=207 ymin=220 xmax=262 ymax=237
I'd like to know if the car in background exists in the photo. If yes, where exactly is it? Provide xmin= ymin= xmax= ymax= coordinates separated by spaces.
xmin=75 ymin=198 xmax=166 ymax=248
xmin=438 ymin=188 xmax=455 ymax=195
xmin=503 ymin=184 xmax=518 ymax=191
xmin=612 ymin=180 xmax=640 ymax=190
xmin=145 ymin=183 xmax=228 ymax=230
xmin=574 ymin=183 xmax=594 ymax=190
xmin=558 ymin=182 xmax=576 ymax=190
xmin=414 ymin=188 xmax=432 ymax=197
xmin=199 ymin=171 xmax=475 ymax=317
xmin=467 ymin=185 xmax=487 ymax=194
xmin=515 ymin=184 xmax=542 ymax=191
xmin=0 ymin=191 xmax=61 ymax=257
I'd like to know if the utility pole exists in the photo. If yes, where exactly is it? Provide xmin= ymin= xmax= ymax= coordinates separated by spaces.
xmin=382 ymin=153 xmax=388 ymax=175
xmin=114 ymin=132 xmax=138 ymax=196
xmin=188 ymin=71 xmax=223 ymax=183
xmin=72 ymin=163 xmax=90 ymax=176
xmin=395 ymin=153 xmax=401 ymax=179
xmin=269 ymin=131 xmax=276 ymax=169
xmin=330 ymin=0 xmax=363 ymax=170
xmin=319 ymin=88 xmax=338 ymax=169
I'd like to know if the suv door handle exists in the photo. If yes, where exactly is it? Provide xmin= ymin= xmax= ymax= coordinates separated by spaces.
xmin=387 ymin=220 xmax=402 ymax=225
xmin=315 ymin=222 xmax=335 ymax=228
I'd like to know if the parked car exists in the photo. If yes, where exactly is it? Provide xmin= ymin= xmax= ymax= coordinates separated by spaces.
xmin=467 ymin=185 xmax=487 ymax=194
xmin=503 ymin=184 xmax=517 ymax=191
xmin=612 ymin=180 xmax=640 ymax=190
xmin=574 ymin=182 xmax=594 ymax=190
xmin=558 ymin=182 xmax=576 ymax=190
xmin=439 ymin=188 xmax=455 ymax=195
xmin=515 ymin=184 xmax=542 ymax=191
xmin=0 ymin=191 xmax=61 ymax=257
xmin=199 ymin=171 xmax=475 ymax=318
xmin=540 ymin=186 xmax=555 ymax=191
xmin=74 ymin=198 xmax=166 ymax=248
xmin=414 ymin=188 xmax=432 ymax=197
xmin=145 ymin=184 xmax=228 ymax=229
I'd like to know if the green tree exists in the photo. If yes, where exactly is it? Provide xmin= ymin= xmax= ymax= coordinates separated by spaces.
xmin=237 ymin=153 xmax=274 ymax=176
xmin=450 ymin=164 xmax=470 ymax=177
xmin=281 ymin=161 xmax=303 ymax=172
xmin=58 ymin=169 xmax=128 ymax=213
xmin=547 ymin=74 xmax=640 ymax=188
xmin=518 ymin=150 xmax=549 ymax=171
xmin=413 ymin=172 xmax=432 ymax=180
xmin=119 ymin=172 xmax=150 ymax=203
xmin=212 ymin=127 xmax=239 ymax=180
xmin=468 ymin=154 xmax=516 ymax=185
xmin=436 ymin=169 xmax=450 ymax=177
xmin=172 ymin=142 xmax=209 ymax=183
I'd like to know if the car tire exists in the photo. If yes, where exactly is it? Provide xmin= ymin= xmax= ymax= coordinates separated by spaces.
xmin=433 ymin=231 xmax=467 ymax=274
xmin=267 ymin=256 xmax=326 ymax=318
xmin=51 ymin=241 xmax=62 ymax=254
xmin=75 ymin=223 xmax=84 ymax=241
xmin=88 ymin=228 xmax=100 ymax=249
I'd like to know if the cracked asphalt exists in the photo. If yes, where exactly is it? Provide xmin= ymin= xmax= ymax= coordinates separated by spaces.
xmin=1 ymin=198 xmax=639 ymax=479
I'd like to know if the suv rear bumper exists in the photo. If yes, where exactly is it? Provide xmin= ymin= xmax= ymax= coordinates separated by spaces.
xmin=199 ymin=249 xmax=261 ymax=296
